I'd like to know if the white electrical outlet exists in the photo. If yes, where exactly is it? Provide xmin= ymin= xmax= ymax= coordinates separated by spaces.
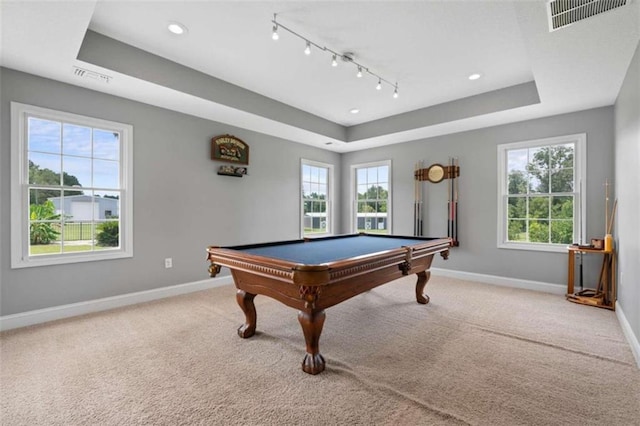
xmin=164 ymin=258 xmax=173 ymax=268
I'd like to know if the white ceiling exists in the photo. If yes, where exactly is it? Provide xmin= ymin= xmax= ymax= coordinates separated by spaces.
xmin=1 ymin=1 xmax=639 ymax=152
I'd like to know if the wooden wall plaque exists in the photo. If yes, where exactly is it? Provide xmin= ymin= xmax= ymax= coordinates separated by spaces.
xmin=211 ymin=134 xmax=249 ymax=165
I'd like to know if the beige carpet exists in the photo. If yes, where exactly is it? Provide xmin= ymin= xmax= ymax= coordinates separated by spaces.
xmin=1 ymin=276 xmax=639 ymax=425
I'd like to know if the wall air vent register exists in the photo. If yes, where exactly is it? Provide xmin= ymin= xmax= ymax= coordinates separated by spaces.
xmin=548 ymin=0 xmax=630 ymax=31
xmin=72 ymin=66 xmax=112 ymax=84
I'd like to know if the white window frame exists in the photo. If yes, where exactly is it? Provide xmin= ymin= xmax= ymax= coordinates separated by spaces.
xmin=350 ymin=160 xmax=392 ymax=234
xmin=10 ymin=102 xmax=134 ymax=268
xmin=300 ymin=159 xmax=334 ymax=237
xmin=497 ymin=133 xmax=586 ymax=253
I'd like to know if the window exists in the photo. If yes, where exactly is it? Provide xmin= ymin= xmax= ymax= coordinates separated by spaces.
xmin=497 ymin=134 xmax=586 ymax=252
xmin=352 ymin=161 xmax=391 ymax=234
xmin=11 ymin=102 xmax=133 ymax=268
xmin=301 ymin=160 xmax=333 ymax=236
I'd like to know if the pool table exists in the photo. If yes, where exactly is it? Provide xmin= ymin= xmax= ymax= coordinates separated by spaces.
xmin=207 ymin=233 xmax=451 ymax=374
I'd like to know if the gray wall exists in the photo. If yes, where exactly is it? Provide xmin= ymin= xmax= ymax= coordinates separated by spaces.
xmin=614 ymin=42 xmax=640 ymax=343
xmin=0 ymin=64 xmax=633 ymax=350
xmin=341 ymin=107 xmax=615 ymax=286
xmin=0 ymin=68 xmax=341 ymax=315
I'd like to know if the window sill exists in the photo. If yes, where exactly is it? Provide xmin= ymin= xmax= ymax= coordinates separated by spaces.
xmin=11 ymin=250 xmax=133 ymax=269
xmin=497 ymin=242 xmax=568 ymax=253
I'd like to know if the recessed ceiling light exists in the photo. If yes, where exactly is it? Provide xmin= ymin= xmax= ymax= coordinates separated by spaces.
xmin=350 ymin=108 xmax=360 ymax=114
xmin=168 ymin=22 xmax=188 ymax=35
xmin=468 ymin=73 xmax=482 ymax=80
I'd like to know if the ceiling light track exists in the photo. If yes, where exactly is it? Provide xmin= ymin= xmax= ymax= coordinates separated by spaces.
xmin=271 ymin=13 xmax=399 ymax=99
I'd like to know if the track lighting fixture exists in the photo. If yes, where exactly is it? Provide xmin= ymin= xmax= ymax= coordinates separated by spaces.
xmin=271 ymin=13 xmax=400 ymax=99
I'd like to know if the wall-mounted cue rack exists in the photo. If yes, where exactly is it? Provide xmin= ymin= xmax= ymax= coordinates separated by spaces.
xmin=414 ymin=158 xmax=460 ymax=246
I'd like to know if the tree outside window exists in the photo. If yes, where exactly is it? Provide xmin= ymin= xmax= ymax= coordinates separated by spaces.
xmin=499 ymin=134 xmax=585 ymax=251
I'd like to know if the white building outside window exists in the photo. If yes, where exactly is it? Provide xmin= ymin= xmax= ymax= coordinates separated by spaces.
xmin=11 ymin=102 xmax=133 ymax=268
xmin=352 ymin=161 xmax=392 ymax=234
xmin=301 ymin=159 xmax=333 ymax=237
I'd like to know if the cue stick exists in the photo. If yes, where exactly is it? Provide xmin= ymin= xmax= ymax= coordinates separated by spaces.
xmin=453 ymin=157 xmax=459 ymax=245
xmin=413 ymin=162 xmax=417 ymax=236
xmin=417 ymin=172 xmax=421 ymax=236
xmin=605 ymin=179 xmax=609 ymax=236
xmin=418 ymin=161 xmax=423 ymax=236
xmin=577 ymin=179 xmax=583 ymax=292
xmin=413 ymin=163 xmax=419 ymax=236
xmin=449 ymin=157 xmax=455 ymax=242
xmin=602 ymin=197 xmax=618 ymax=302
xmin=579 ymin=253 xmax=583 ymax=292
xmin=415 ymin=162 xmax=418 ymax=236
xmin=447 ymin=160 xmax=452 ymax=240
xmin=414 ymin=162 xmax=420 ymax=236
xmin=607 ymin=198 xmax=618 ymax=234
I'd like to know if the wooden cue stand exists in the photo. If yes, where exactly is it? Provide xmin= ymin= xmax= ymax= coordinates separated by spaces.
xmin=566 ymin=245 xmax=616 ymax=310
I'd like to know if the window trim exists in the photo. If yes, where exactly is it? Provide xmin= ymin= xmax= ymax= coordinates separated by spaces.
xmin=10 ymin=102 xmax=134 ymax=268
xmin=350 ymin=160 xmax=392 ymax=234
xmin=300 ymin=159 xmax=334 ymax=238
xmin=496 ymin=133 xmax=586 ymax=253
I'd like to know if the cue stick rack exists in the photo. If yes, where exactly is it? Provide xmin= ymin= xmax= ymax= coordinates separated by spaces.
xmin=566 ymin=180 xmax=618 ymax=309
xmin=414 ymin=158 xmax=460 ymax=246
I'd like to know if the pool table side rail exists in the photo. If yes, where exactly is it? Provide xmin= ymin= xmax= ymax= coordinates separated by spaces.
xmin=206 ymin=237 xmax=451 ymax=287
xmin=320 ymin=238 xmax=450 ymax=282
xmin=207 ymin=248 xmax=300 ymax=282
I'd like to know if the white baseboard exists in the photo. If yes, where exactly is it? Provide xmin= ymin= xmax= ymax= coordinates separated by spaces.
xmin=0 ymin=275 xmax=234 ymax=332
xmin=431 ymin=267 xmax=566 ymax=295
xmin=1 ymin=270 xmax=564 ymax=332
xmin=615 ymin=302 xmax=640 ymax=369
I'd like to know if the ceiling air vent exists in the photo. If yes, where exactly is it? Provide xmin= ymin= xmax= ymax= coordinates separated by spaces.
xmin=72 ymin=66 xmax=112 ymax=84
xmin=548 ymin=0 xmax=630 ymax=31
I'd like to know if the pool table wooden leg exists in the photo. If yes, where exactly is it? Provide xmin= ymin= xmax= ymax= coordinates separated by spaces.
xmin=236 ymin=289 xmax=257 ymax=338
xmin=298 ymin=310 xmax=326 ymax=375
xmin=415 ymin=270 xmax=431 ymax=304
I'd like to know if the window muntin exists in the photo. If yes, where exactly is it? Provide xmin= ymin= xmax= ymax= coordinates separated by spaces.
xmin=498 ymin=134 xmax=585 ymax=252
xmin=352 ymin=161 xmax=391 ymax=234
xmin=11 ymin=103 xmax=133 ymax=268
xmin=301 ymin=160 xmax=333 ymax=236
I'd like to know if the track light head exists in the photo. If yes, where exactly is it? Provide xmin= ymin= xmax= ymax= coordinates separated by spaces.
xmin=331 ymin=54 xmax=338 ymax=67
xmin=304 ymin=41 xmax=311 ymax=55
xmin=376 ymin=79 xmax=382 ymax=90
xmin=272 ymin=25 xmax=279 ymax=40
xmin=393 ymin=85 xmax=399 ymax=99
xmin=357 ymin=66 xmax=363 ymax=78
